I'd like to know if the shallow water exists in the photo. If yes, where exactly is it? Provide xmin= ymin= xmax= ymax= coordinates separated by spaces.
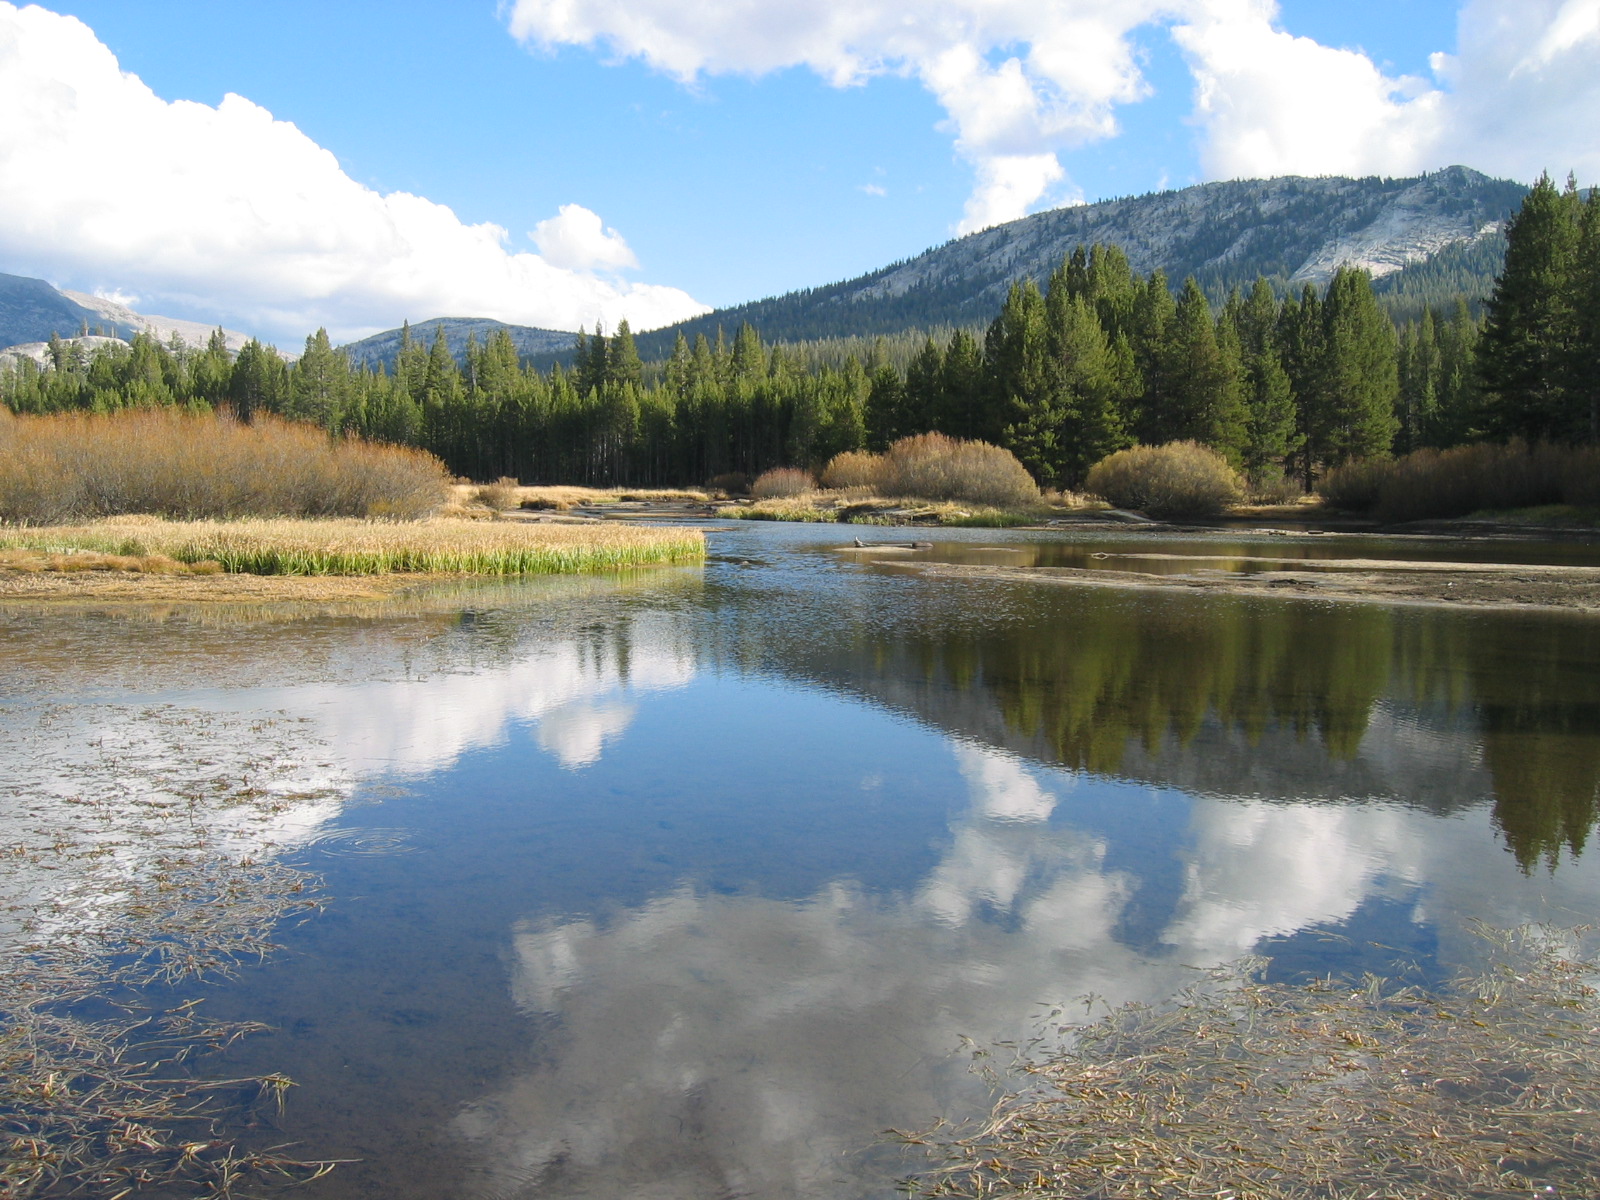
xmin=5 ymin=522 xmax=1600 ymax=1199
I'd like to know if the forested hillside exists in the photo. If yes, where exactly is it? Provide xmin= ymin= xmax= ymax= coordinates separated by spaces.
xmin=630 ymin=166 xmax=1525 ymax=355
xmin=5 ymin=175 xmax=1589 ymax=501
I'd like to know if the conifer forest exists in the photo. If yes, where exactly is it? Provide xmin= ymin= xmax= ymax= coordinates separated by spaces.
xmin=4 ymin=175 xmax=1596 ymax=492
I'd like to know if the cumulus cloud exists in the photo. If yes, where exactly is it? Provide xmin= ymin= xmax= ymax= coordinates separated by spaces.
xmin=507 ymin=0 xmax=1600 ymax=240
xmin=505 ymin=0 xmax=1162 ymax=233
xmin=1173 ymin=0 xmax=1600 ymax=185
xmin=0 ymin=4 xmax=708 ymax=343
xmin=531 ymin=203 xmax=642 ymax=272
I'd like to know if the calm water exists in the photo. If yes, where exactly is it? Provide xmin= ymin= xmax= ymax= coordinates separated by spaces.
xmin=5 ymin=522 xmax=1600 ymax=1199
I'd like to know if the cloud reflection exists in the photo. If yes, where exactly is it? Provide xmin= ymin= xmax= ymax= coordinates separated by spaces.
xmin=454 ymin=713 xmax=1600 ymax=1200
xmin=251 ymin=617 xmax=694 ymax=777
xmin=454 ymin=744 xmax=1177 ymax=1200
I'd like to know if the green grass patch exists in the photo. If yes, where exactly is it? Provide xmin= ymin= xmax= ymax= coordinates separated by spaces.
xmin=0 ymin=517 xmax=705 ymax=577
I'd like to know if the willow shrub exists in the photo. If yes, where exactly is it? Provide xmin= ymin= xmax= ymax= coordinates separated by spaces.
xmin=0 ymin=408 xmax=450 ymax=522
xmin=1319 ymin=441 xmax=1600 ymax=521
xmin=822 ymin=434 xmax=1039 ymax=508
xmin=1084 ymin=441 xmax=1243 ymax=518
xmin=749 ymin=467 xmax=816 ymax=499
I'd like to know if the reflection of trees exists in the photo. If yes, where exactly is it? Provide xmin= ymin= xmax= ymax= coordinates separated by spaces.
xmin=980 ymin=597 xmax=1395 ymax=772
xmin=1453 ymin=618 xmax=1600 ymax=871
xmin=707 ymin=569 xmax=1600 ymax=870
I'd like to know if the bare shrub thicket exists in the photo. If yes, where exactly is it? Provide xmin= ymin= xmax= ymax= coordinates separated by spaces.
xmin=0 ymin=409 xmax=450 ymax=522
xmin=749 ymin=467 xmax=817 ymax=499
xmin=472 ymin=476 xmax=522 ymax=510
xmin=1247 ymin=466 xmax=1305 ymax=505
xmin=1320 ymin=441 xmax=1600 ymax=521
xmin=1084 ymin=441 xmax=1243 ymax=518
xmin=819 ymin=450 xmax=888 ymax=491
xmin=822 ymin=435 xmax=1039 ymax=507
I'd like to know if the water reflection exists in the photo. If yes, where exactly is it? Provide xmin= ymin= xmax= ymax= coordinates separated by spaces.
xmin=5 ymin=526 xmax=1600 ymax=1200
xmin=455 ymin=744 xmax=1181 ymax=1200
xmin=702 ymin=547 xmax=1600 ymax=869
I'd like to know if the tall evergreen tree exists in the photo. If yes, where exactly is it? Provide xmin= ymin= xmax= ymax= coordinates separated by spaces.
xmin=607 ymin=319 xmax=644 ymax=389
xmin=1230 ymin=279 xmax=1299 ymax=476
xmin=1478 ymin=173 xmax=1584 ymax=442
xmin=287 ymin=328 xmax=350 ymax=429
xmin=1317 ymin=266 xmax=1400 ymax=468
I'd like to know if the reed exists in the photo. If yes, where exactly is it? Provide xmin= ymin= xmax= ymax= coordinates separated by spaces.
xmin=0 ymin=517 xmax=705 ymax=577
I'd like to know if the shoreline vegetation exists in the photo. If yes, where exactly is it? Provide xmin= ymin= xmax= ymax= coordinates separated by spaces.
xmin=901 ymin=927 xmax=1600 ymax=1200
xmin=0 ymin=517 xmax=705 ymax=579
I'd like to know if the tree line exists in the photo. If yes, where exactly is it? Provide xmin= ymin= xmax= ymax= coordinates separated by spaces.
xmin=2 ymin=174 xmax=1593 ymax=490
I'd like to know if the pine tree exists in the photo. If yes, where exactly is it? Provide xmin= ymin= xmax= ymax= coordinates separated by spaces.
xmin=1154 ymin=277 xmax=1247 ymax=461
xmin=1478 ymin=174 xmax=1584 ymax=442
xmin=1231 ymin=279 xmax=1299 ymax=476
xmin=1130 ymin=271 xmax=1175 ymax=443
xmin=983 ymin=280 xmax=1050 ymax=451
xmin=1569 ymin=189 xmax=1600 ymax=442
xmin=1318 ymin=267 xmax=1400 ymax=467
xmin=937 ymin=330 xmax=984 ymax=439
xmin=288 ymin=328 xmax=350 ymax=429
xmin=607 ymin=319 xmax=644 ymax=389
xmin=865 ymin=363 xmax=909 ymax=451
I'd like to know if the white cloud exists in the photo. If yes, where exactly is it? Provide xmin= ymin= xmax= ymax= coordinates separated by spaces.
xmin=859 ymin=183 xmax=887 ymax=197
xmin=1173 ymin=0 xmax=1600 ymax=186
xmin=0 ymin=4 xmax=708 ymax=344
xmin=1172 ymin=0 xmax=1445 ymax=180
xmin=505 ymin=0 xmax=1164 ymax=233
xmin=507 ymin=0 xmax=1600 ymax=245
xmin=531 ymin=203 xmax=642 ymax=272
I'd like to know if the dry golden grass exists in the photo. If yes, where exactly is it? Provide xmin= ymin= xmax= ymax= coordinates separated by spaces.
xmin=902 ymin=927 xmax=1600 ymax=1200
xmin=750 ymin=467 xmax=817 ymax=499
xmin=0 ymin=516 xmax=705 ymax=576
xmin=1320 ymin=440 xmax=1600 ymax=521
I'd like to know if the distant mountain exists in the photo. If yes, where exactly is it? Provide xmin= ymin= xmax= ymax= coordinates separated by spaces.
xmin=0 ymin=271 xmax=254 ymax=358
xmin=338 ymin=317 xmax=578 ymax=371
xmin=632 ymin=165 xmax=1527 ymax=356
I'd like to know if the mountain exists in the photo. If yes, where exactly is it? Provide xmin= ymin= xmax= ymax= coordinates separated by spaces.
xmin=337 ymin=317 xmax=577 ymax=371
xmin=631 ymin=165 xmax=1526 ymax=356
xmin=0 ymin=271 xmax=253 ymax=356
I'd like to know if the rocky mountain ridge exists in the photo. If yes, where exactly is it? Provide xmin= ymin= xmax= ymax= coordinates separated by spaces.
xmin=632 ymin=165 xmax=1527 ymax=353
xmin=0 ymin=271 xmax=252 ymax=361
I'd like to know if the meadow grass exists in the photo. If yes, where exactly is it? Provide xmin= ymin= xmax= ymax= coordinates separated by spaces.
xmin=0 ymin=516 xmax=705 ymax=577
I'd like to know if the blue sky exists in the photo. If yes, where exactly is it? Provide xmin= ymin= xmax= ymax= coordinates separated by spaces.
xmin=2 ymin=0 xmax=1596 ymax=344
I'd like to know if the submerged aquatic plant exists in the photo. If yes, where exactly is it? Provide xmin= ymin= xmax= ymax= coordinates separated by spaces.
xmin=0 ymin=705 xmax=352 ymax=1198
xmin=899 ymin=926 xmax=1600 ymax=1199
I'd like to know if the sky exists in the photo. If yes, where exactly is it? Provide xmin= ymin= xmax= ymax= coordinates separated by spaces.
xmin=1 ymin=0 xmax=1597 ymax=346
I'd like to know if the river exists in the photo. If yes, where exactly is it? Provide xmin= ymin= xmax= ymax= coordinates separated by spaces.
xmin=4 ymin=521 xmax=1599 ymax=1199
